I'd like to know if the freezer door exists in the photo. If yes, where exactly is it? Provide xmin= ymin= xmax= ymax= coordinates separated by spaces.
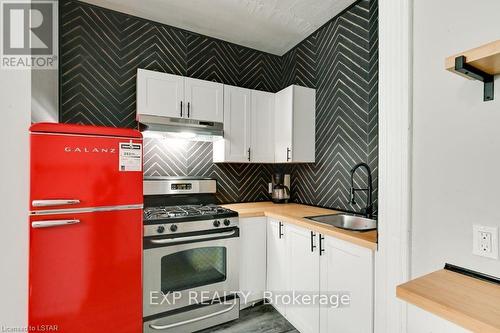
xmin=29 ymin=209 xmax=142 ymax=333
xmin=30 ymin=130 xmax=143 ymax=212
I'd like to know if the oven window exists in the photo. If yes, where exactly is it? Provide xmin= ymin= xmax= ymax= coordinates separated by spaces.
xmin=161 ymin=246 xmax=227 ymax=292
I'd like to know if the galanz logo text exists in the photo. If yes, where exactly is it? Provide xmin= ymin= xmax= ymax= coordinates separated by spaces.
xmin=64 ymin=147 xmax=116 ymax=153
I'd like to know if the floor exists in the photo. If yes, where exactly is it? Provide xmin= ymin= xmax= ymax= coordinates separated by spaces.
xmin=198 ymin=304 xmax=298 ymax=333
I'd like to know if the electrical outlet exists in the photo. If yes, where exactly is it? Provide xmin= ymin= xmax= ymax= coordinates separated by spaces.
xmin=473 ymin=225 xmax=499 ymax=259
xmin=268 ymin=183 xmax=273 ymax=194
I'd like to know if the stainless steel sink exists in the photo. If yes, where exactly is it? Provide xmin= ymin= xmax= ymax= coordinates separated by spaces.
xmin=307 ymin=214 xmax=377 ymax=232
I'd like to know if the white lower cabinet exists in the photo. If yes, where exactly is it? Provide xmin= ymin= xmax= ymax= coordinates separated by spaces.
xmin=319 ymin=235 xmax=374 ymax=333
xmin=239 ymin=217 xmax=267 ymax=309
xmin=266 ymin=218 xmax=288 ymax=316
xmin=261 ymin=218 xmax=374 ymax=333
xmin=285 ymin=224 xmax=320 ymax=333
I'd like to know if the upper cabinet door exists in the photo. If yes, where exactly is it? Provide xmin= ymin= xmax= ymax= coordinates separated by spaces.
xmin=274 ymin=85 xmax=316 ymax=163
xmin=251 ymin=90 xmax=275 ymax=163
xmin=291 ymin=85 xmax=316 ymax=163
xmin=274 ymin=86 xmax=293 ymax=163
xmin=136 ymin=69 xmax=184 ymax=119
xmin=184 ymin=77 xmax=224 ymax=122
xmin=220 ymin=85 xmax=251 ymax=162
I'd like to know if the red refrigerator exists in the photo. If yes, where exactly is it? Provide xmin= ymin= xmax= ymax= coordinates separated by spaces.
xmin=29 ymin=123 xmax=143 ymax=333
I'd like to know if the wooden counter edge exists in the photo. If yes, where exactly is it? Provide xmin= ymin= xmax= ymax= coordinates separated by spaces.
xmin=236 ymin=211 xmax=266 ymax=218
xmin=396 ymin=271 xmax=500 ymax=333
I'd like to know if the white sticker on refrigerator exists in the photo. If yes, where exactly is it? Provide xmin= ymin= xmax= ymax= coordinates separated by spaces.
xmin=119 ymin=142 xmax=142 ymax=172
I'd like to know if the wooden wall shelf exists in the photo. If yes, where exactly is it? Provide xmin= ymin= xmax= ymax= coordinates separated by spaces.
xmin=397 ymin=268 xmax=500 ymax=332
xmin=445 ymin=40 xmax=500 ymax=76
xmin=445 ymin=40 xmax=500 ymax=101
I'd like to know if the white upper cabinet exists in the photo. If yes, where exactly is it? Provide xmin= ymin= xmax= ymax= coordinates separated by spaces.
xmin=137 ymin=69 xmax=184 ymax=119
xmin=215 ymin=84 xmax=317 ymax=164
xmin=213 ymin=85 xmax=251 ymax=162
xmin=184 ymin=77 xmax=223 ymax=122
xmin=275 ymin=85 xmax=316 ymax=163
xmin=136 ymin=69 xmax=315 ymax=164
xmin=214 ymin=88 xmax=276 ymax=163
xmin=136 ymin=69 xmax=223 ymax=123
xmin=251 ymin=90 xmax=275 ymax=163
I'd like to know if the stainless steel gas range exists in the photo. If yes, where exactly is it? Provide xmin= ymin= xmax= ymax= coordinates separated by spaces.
xmin=142 ymin=177 xmax=240 ymax=333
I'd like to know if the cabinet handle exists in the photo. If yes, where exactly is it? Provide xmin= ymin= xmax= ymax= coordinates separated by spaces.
xmin=279 ymin=222 xmax=284 ymax=239
xmin=311 ymin=231 xmax=317 ymax=252
xmin=247 ymin=148 xmax=251 ymax=161
xmin=319 ymin=234 xmax=325 ymax=255
xmin=286 ymin=147 xmax=291 ymax=162
xmin=180 ymin=101 xmax=183 ymax=117
xmin=187 ymin=102 xmax=190 ymax=118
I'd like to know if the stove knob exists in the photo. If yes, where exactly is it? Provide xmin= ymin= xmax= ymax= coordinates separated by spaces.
xmin=223 ymin=219 xmax=231 ymax=226
xmin=157 ymin=226 xmax=165 ymax=234
xmin=170 ymin=224 xmax=178 ymax=232
xmin=213 ymin=220 xmax=221 ymax=227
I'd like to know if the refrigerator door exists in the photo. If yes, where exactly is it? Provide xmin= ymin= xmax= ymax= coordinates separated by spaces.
xmin=30 ymin=124 xmax=143 ymax=212
xmin=29 ymin=209 xmax=142 ymax=333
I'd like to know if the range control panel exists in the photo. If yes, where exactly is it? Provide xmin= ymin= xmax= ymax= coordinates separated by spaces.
xmin=143 ymin=217 xmax=239 ymax=237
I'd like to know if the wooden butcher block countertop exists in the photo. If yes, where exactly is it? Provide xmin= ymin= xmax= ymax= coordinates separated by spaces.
xmin=222 ymin=202 xmax=377 ymax=250
xmin=397 ymin=269 xmax=500 ymax=333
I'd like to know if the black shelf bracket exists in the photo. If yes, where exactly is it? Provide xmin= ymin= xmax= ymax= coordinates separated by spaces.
xmin=444 ymin=263 xmax=500 ymax=286
xmin=454 ymin=55 xmax=494 ymax=102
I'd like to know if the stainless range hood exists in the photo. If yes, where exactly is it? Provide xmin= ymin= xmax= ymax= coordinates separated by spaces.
xmin=138 ymin=114 xmax=223 ymax=141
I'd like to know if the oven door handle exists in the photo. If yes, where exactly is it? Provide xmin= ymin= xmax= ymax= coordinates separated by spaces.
xmin=150 ymin=230 xmax=237 ymax=245
xmin=149 ymin=301 xmax=237 ymax=330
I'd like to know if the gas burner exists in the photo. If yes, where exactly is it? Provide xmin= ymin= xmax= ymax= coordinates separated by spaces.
xmin=143 ymin=204 xmax=233 ymax=221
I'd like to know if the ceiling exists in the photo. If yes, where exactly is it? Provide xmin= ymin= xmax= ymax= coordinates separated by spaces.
xmin=80 ymin=0 xmax=356 ymax=56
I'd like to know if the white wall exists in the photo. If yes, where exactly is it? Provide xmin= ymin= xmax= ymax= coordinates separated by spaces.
xmin=411 ymin=0 xmax=500 ymax=330
xmin=0 ymin=69 xmax=30 ymax=327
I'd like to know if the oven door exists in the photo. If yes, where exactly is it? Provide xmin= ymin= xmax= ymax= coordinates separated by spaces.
xmin=143 ymin=227 xmax=239 ymax=317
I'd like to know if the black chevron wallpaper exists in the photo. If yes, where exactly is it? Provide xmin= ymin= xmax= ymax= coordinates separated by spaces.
xmin=60 ymin=0 xmax=378 ymax=209
xmin=285 ymin=0 xmax=379 ymax=212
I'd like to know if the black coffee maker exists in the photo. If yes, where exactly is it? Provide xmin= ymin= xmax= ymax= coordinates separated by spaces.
xmin=272 ymin=172 xmax=290 ymax=203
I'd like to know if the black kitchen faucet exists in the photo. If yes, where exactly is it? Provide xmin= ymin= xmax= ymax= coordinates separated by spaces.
xmin=349 ymin=162 xmax=374 ymax=219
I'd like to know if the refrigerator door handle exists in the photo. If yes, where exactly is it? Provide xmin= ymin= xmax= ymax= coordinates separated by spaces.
xmin=32 ymin=199 xmax=80 ymax=207
xmin=32 ymin=219 xmax=80 ymax=229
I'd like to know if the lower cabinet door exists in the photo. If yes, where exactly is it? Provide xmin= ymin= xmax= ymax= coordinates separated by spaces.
xmin=319 ymin=235 xmax=374 ymax=333
xmin=286 ymin=224 xmax=320 ymax=333
xmin=266 ymin=218 xmax=287 ymax=316
xmin=239 ymin=217 xmax=267 ymax=309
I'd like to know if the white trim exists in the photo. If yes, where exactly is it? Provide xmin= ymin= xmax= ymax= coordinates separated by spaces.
xmin=375 ymin=0 xmax=413 ymax=333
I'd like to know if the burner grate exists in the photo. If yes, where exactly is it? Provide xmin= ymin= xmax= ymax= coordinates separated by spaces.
xmin=144 ymin=204 xmax=231 ymax=221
